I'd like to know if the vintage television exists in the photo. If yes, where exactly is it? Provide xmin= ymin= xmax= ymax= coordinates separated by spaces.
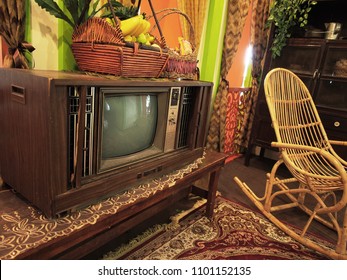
xmin=0 ymin=69 xmax=212 ymax=218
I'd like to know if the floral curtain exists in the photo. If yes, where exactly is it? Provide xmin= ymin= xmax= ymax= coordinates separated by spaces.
xmin=206 ymin=0 xmax=251 ymax=152
xmin=234 ymin=0 xmax=271 ymax=151
xmin=0 ymin=0 xmax=34 ymax=68
xmin=177 ymin=0 xmax=207 ymax=51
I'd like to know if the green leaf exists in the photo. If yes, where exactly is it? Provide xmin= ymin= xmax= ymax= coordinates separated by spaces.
xmin=76 ymin=0 xmax=92 ymax=26
xmin=33 ymin=0 xmax=75 ymax=27
xmin=267 ymin=0 xmax=316 ymax=57
xmin=65 ymin=0 xmax=80 ymax=25
xmin=99 ymin=1 xmax=138 ymax=20
xmin=33 ymin=0 xmax=108 ymax=27
xmin=32 ymin=0 xmax=144 ymax=30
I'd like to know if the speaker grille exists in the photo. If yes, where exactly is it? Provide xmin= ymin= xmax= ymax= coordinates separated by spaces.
xmin=177 ymin=87 xmax=194 ymax=148
xmin=68 ymin=86 xmax=95 ymax=187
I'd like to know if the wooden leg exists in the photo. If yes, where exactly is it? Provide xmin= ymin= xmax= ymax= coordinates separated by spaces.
xmin=0 ymin=176 xmax=4 ymax=188
xmin=244 ymin=148 xmax=252 ymax=166
xmin=259 ymin=147 xmax=265 ymax=158
xmin=206 ymin=169 xmax=221 ymax=218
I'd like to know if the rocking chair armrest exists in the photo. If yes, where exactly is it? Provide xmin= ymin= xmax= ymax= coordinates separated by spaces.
xmin=272 ymin=141 xmax=328 ymax=155
xmin=328 ymin=140 xmax=347 ymax=167
xmin=271 ymin=141 xmax=347 ymax=176
xmin=271 ymin=141 xmax=347 ymax=214
xmin=329 ymin=139 xmax=347 ymax=147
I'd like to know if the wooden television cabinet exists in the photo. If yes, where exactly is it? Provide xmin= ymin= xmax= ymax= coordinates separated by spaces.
xmin=0 ymin=69 xmax=213 ymax=218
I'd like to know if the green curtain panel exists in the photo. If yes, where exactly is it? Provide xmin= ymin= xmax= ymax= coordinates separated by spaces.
xmin=199 ymin=0 xmax=227 ymax=88
xmin=57 ymin=0 xmax=77 ymax=70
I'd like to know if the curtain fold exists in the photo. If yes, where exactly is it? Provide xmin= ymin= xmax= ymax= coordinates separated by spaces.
xmin=206 ymin=0 xmax=251 ymax=152
xmin=0 ymin=0 xmax=34 ymax=68
xmin=234 ymin=0 xmax=271 ymax=151
xmin=177 ymin=0 xmax=207 ymax=51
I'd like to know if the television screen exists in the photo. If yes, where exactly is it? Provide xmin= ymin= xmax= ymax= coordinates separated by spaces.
xmin=102 ymin=94 xmax=158 ymax=158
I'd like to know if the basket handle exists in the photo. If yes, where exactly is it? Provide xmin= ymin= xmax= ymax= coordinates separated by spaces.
xmin=147 ymin=0 xmax=167 ymax=48
xmin=148 ymin=8 xmax=196 ymax=51
xmin=107 ymin=0 xmax=167 ymax=48
xmin=107 ymin=0 xmax=122 ymax=39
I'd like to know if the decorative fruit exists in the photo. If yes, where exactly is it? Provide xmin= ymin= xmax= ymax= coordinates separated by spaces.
xmin=120 ymin=14 xmax=151 ymax=37
xmin=124 ymin=35 xmax=133 ymax=42
xmin=142 ymin=20 xmax=151 ymax=34
xmin=151 ymin=44 xmax=161 ymax=49
xmin=105 ymin=17 xmax=115 ymax=27
xmin=178 ymin=37 xmax=193 ymax=55
xmin=120 ymin=15 xmax=143 ymax=36
xmin=145 ymin=33 xmax=155 ymax=43
xmin=137 ymin=33 xmax=147 ymax=44
xmin=132 ymin=18 xmax=149 ymax=36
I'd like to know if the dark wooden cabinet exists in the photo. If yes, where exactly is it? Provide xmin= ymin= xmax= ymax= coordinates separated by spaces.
xmin=245 ymin=0 xmax=347 ymax=165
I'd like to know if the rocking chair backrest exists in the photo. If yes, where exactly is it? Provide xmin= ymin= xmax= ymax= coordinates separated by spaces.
xmin=264 ymin=68 xmax=328 ymax=148
xmin=264 ymin=68 xmax=344 ymax=189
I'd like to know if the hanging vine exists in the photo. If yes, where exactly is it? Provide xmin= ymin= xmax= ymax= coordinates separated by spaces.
xmin=267 ymin=0 xmax=317 ymax=58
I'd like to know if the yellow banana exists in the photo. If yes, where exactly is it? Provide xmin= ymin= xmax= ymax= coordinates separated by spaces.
xmin=143 ymin=20 xmax=151 ymax=34
xmin=130 ymin=19 xmax=144 ymax=36
xmin=132 ymin=18 xmax=148 ymax=36
xmin=120 ymin=15 xmax=142 ymax=36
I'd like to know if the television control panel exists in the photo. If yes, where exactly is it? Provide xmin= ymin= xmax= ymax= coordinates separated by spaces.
xmin=164 ymin=87 xmax=181 ymax=151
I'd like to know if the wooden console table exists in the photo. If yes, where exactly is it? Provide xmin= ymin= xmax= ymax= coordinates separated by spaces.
xmin=0 ymin=151 xmax=227 ymax=260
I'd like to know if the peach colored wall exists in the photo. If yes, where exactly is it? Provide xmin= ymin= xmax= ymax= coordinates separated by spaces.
xmin=141 ymin=0 xmax=182 ymax=49
xmin=226 ymin=6 xmax=251 ymax=87
xmin=31 ymin=1 xmax=59 ymax=70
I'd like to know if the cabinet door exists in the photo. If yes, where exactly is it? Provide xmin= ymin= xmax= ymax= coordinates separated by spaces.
xmin=315 ymin=43 xmax=347 ymax=110
xmin=270 ymin=40 xmax=324 ymax=92
xmin=315 ymin=79 xmax=347 ymax=110
xmin=321 ymin=43 xmax=347 ymax=78
xmin=315 ymin=42 xmax=347 ymax=159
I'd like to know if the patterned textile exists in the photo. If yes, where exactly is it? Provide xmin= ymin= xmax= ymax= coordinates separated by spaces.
xmin=0 ymin=0 xmax=34 ymax=68
xmin=105 ymin=196 xmax=334 ymax=260
xmin=206 ymin=0 xmax=251 ymax=153
xmin=177 ymin=0 xmax=208 ymax=51
xmin=236 ymin=0 xmax=271 ymax=150
xmin=0 ymin=156 xmax=204 ymax=260
xmin=224 ymin=87 xmax=252 ymax=154
xmin=206 ymin=0 xmax=272 ymax=154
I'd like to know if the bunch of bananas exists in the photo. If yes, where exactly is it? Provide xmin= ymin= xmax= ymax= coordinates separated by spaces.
xmin=105 ymin=14 xmax=158 ymax=47
xmin=120 ymin=15 xmax=151 ymax=37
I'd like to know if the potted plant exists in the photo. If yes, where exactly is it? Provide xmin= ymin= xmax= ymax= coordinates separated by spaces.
xmin=33 ymin=0 xmax=139 ymax=28
xmin=33 ymin=0 xmax=141 ymax=70
xmin=267 ymin=0 xmax=317 ymax=58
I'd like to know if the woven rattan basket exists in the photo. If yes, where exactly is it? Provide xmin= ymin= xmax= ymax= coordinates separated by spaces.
xmin=71 ymin=0 xmax=169 ymax=78
xmin=150 ymin=8 xmax=199 ymax=80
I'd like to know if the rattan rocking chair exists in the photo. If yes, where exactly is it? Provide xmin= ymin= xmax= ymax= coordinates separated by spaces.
xmin=234 ymin=68 xmax=347 ymax=259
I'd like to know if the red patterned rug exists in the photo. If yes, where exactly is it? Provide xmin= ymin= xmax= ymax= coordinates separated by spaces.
xmin=103 ymin=196 xmax=334 ymax=260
